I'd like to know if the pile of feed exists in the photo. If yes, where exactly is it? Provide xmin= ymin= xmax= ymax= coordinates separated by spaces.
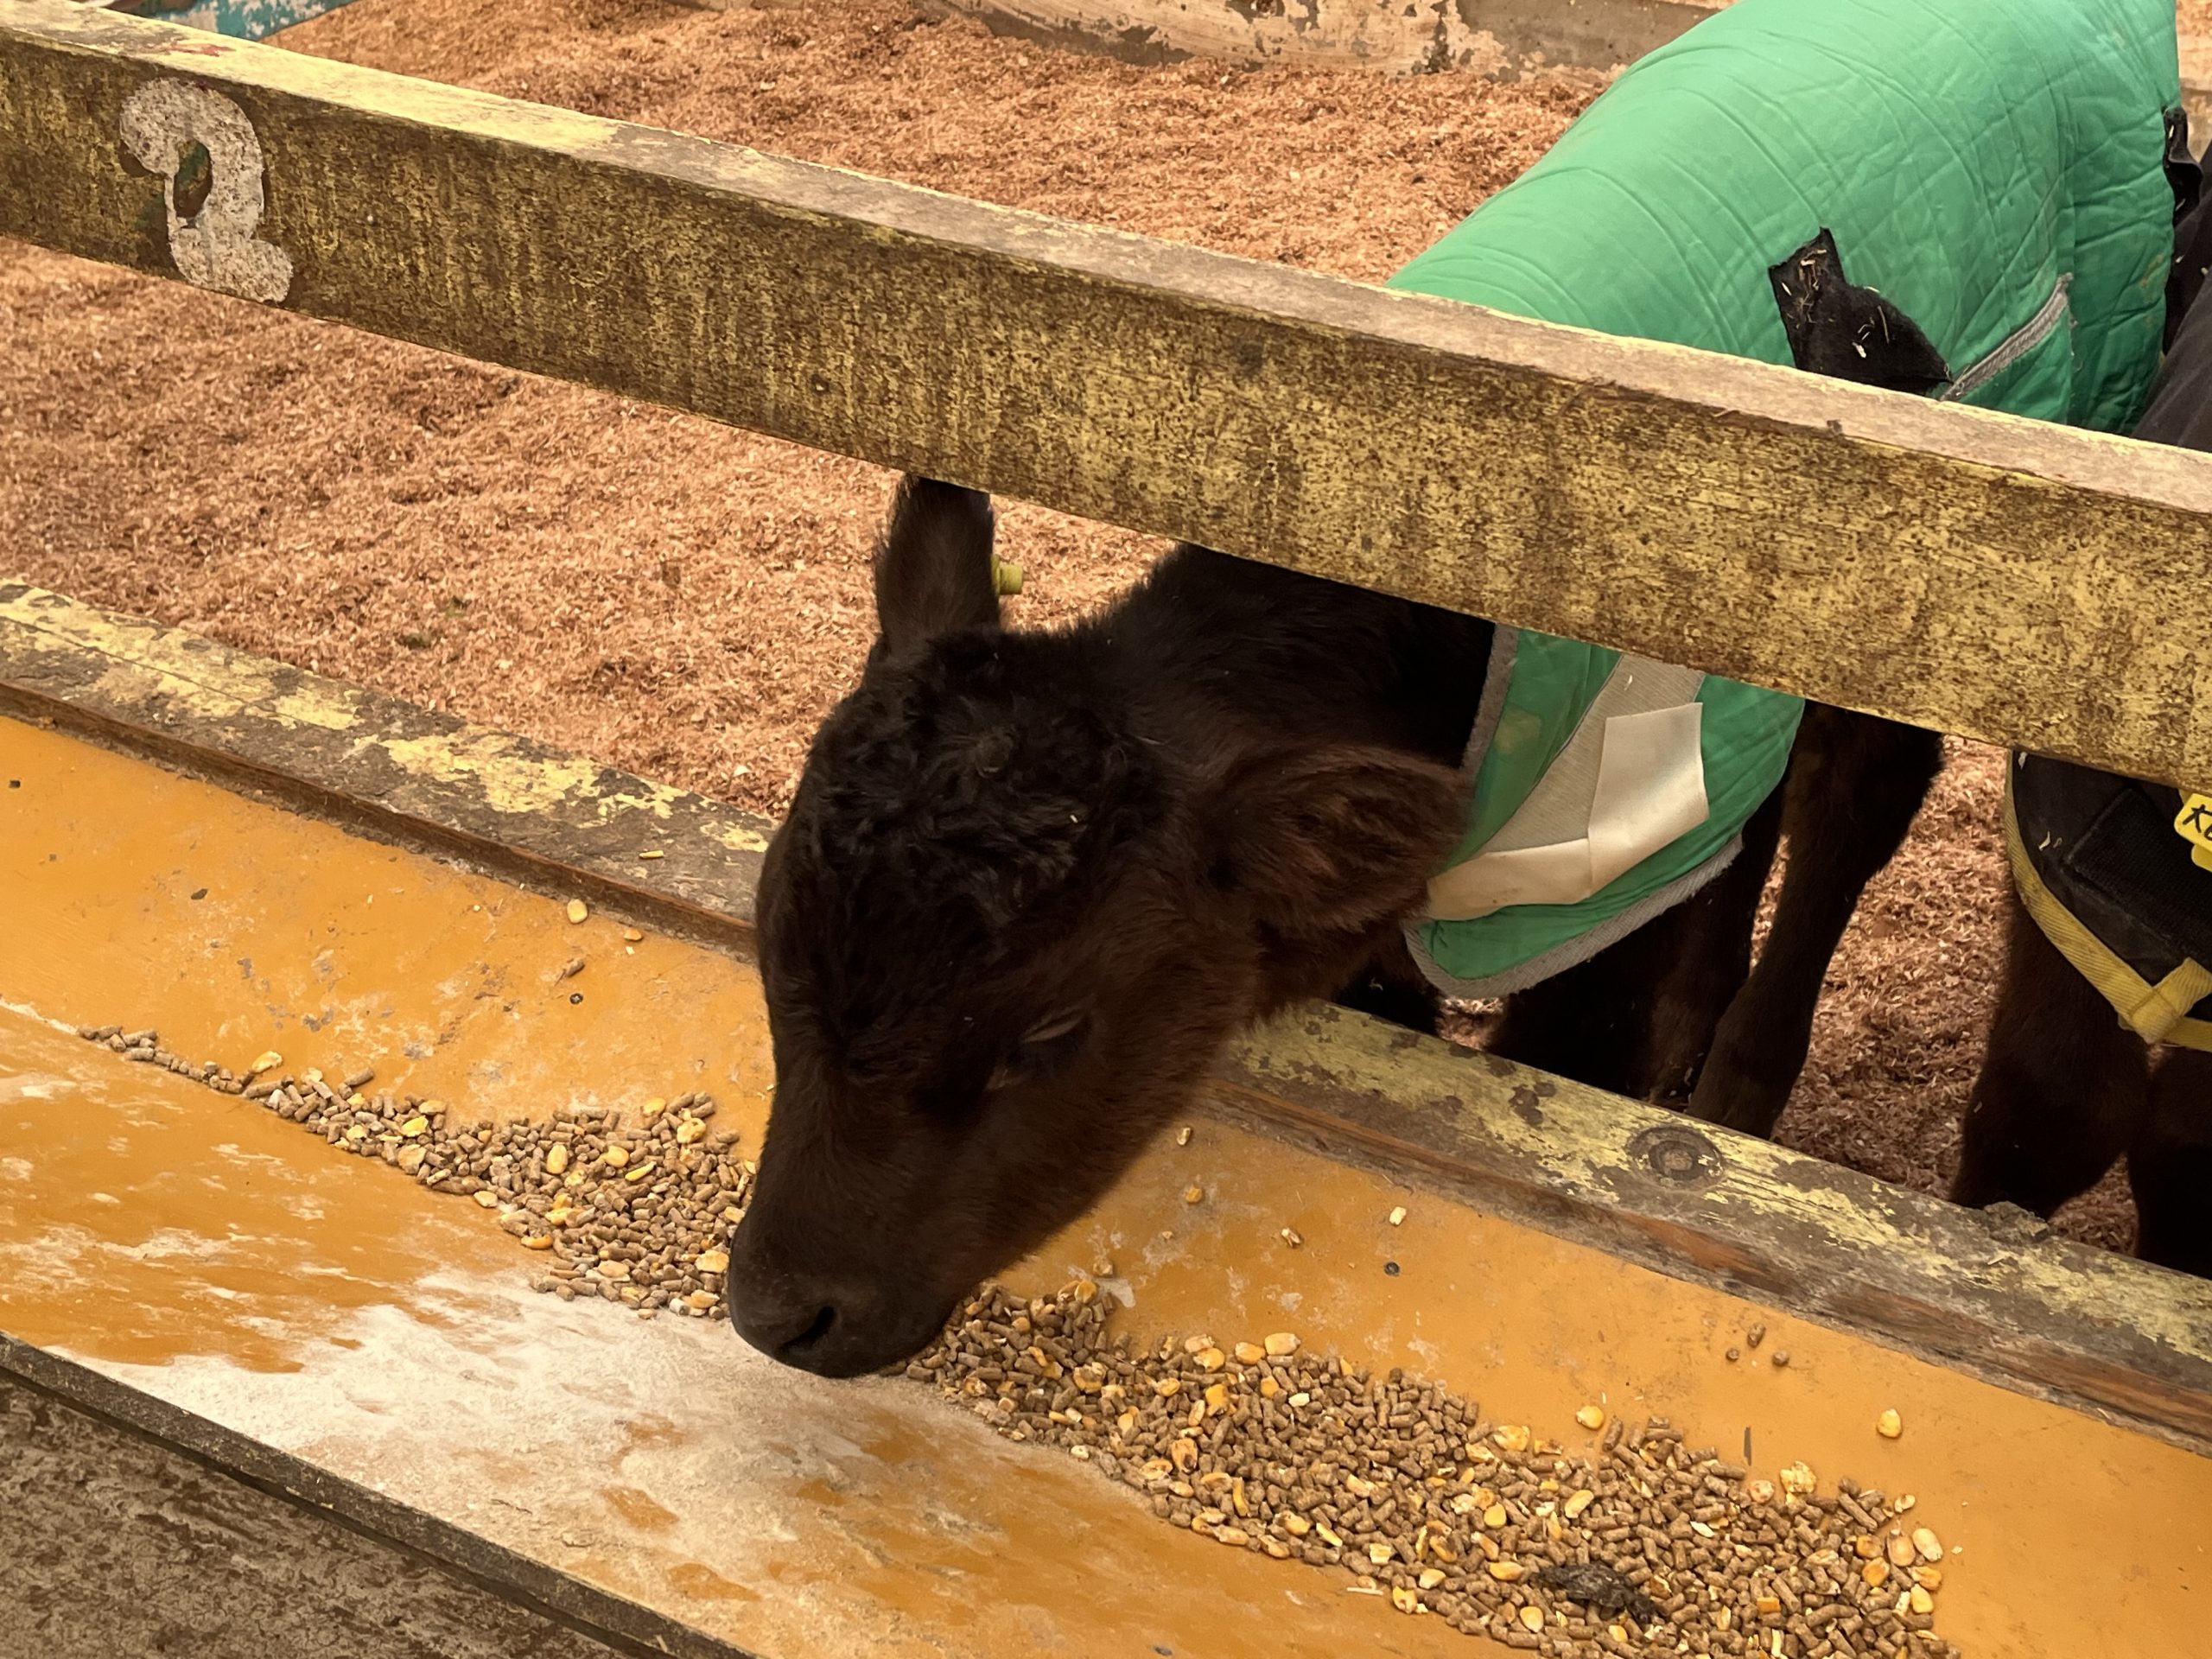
xmin=73 ymin=1022 xmax=749 ymax=1320
xmin=73 ymin=1015 xmax=1962 ymax=1655
xmin=915 ymin=1280 xmax=1955 ymax=1657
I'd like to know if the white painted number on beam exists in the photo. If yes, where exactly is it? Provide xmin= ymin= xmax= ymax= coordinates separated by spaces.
xmin=118 ymin=81 xmax=293 ymax=303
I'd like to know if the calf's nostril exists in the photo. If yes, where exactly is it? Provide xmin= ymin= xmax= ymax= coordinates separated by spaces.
xmin=782 ymin=1303 xmax=837 ymax=1356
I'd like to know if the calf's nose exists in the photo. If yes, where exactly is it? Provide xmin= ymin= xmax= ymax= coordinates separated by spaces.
xmin=724 ymin=1260 xmax=845 ymax=1370
xmin=723 ymin=1230 xmax=954 ymax=1377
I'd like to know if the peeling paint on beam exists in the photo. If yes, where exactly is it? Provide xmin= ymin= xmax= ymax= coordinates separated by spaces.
xmin=0 ymin=583 xmax=772 ymax=947
xmin=9 ymin=1 xmax=2212 ymax=791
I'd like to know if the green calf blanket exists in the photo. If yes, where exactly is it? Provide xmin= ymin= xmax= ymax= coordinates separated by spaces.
xmin=1387 ymin=0 xmax=2183 ymax=998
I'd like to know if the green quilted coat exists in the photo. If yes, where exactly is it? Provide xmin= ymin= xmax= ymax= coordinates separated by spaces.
xmin=1390 ymin=0 xmax=2181 ymax=995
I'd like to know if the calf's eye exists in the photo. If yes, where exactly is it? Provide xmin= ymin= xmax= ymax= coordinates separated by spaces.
xmin=986 ymin=1010 xmax=1091 ymax=1091
xmin=1021 ymin=1010 xmax=1087 ymax=1046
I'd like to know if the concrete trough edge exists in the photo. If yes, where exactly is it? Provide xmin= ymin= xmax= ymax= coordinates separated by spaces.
xmin=0 ymin=1329 xmax=766 ymax=1659
xmin=3 ymin=579 xmax=2209 ymax=1459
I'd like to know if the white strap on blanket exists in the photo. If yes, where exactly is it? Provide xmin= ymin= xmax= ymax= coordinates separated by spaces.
xmin=1425 ymin=658 xmax=1711 ymax=921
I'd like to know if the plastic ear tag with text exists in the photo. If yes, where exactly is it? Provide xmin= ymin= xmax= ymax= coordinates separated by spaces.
xmin=2174 ymin=793 xmax=2212 ymax=871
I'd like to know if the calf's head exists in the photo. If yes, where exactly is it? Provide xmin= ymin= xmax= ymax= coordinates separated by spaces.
xmin=727 ymin=479 xmax=1464 ymax=1376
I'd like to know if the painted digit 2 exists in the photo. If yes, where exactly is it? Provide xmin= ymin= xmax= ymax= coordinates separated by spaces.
xmin=119 ymin=81 xmax=294 ymax=304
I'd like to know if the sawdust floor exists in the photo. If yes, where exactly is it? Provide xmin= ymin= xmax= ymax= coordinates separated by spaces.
xmin=0 ymin=0 xmax=2133 ymax=1248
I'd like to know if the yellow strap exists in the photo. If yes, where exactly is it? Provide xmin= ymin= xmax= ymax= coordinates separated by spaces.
xmin=2005 ymin=773 xmax=2212 ymax=1049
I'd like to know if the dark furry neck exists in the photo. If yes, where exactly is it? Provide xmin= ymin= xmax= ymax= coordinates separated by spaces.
xmin=1080 ymin=543 xmax=1492 ymax=768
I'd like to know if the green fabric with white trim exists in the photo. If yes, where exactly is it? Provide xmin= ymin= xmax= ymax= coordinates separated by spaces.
xmin=1387 ymin=0 xmax=2179 ymax=994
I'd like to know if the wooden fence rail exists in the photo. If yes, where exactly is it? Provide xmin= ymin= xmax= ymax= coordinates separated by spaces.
xmin=6 ymin=0 xmax=2212 ymax=787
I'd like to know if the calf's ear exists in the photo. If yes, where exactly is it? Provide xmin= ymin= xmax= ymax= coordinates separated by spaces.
xmin=873 ymin=475 xmax=1001 ymax=660
xmin=1205 ymin=746 xmax=1467 ymax=938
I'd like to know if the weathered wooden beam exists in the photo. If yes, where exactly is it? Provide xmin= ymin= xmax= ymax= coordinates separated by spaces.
xmin=6 ymin=0 xmax=2212 ymax=788
xmin=0 ymin=582 xmax=771 ymax=954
